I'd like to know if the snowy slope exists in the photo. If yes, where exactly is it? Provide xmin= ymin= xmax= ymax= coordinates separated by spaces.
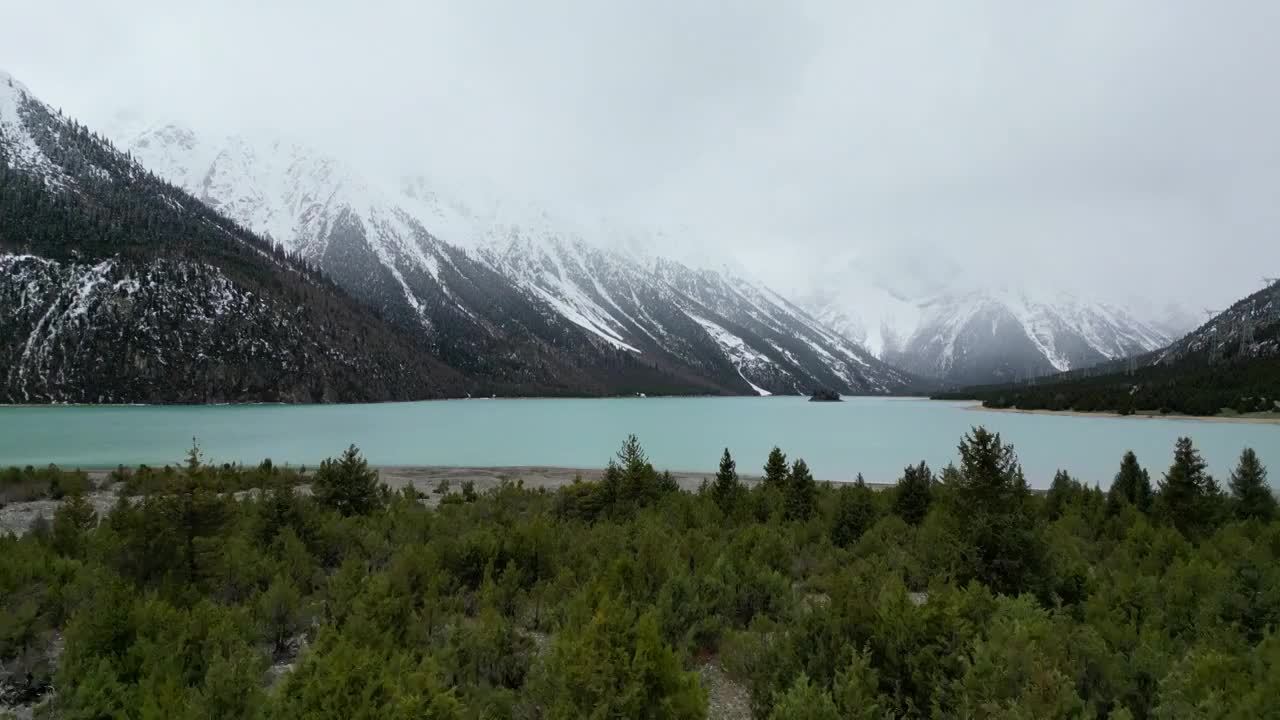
xmin=0 ymin=72 xmax=66 ymax=185
xmin=807 ymin=277 xmax=1171 ymax=387
xmin=124 ymin=124 xmax=460 ymax=326
xmin=806 ymin=281 xmax=924 ymax=358
xmin=113 ymin=122 xmax=916 ymax=395
xmin=1157 ymin=280 xmax=1280 ymax=365
xmin=0 ymin=73 xmax=476 ymax=403
xmin=887 ymin=289 xmax=1169 ymax=385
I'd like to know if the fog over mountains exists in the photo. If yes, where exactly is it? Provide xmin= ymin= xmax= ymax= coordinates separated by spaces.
xmin=802 ymin=264 xmax=1174 ymax=386
xmin=8 ymin=3 xmax=1279 ymax=325
xmin=101 ymin=110 xmax=1182 ymax=387
xmin=10 ymin=70 xmax=916 ymax=399
xmin=0 ymin=71 xmax=468 ymax=403
xmin=103 ymin=111 xmax=1187 ymax=389
xmin=0 ymin=61 xmax=1190 ymax=402
xmin=109 ymin=117 xmax=923 ymax=396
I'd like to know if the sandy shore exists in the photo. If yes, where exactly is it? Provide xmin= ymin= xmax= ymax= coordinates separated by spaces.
xmin=375 ymin=465 xmax=757 ymax=495
xmin=964 ymin=403 xmax=1280 ymax=425
xmin=375 ymin=465 xmax=895 ymax=493
xmin=1 ymin=464 xmax=887 ymax=535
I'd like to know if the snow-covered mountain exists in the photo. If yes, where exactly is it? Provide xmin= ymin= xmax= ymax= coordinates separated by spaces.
xmin=112 ymin=120 xmax=916 ymax=396
xmin=886 ymin=289 xmax=1170 ymax=386
xmin=1157 ymin=279 xmax=1280 ymax=365
xmin=0 ymin=71 xmax=471 ymax=404
xmin=804 ymin=258 xmax=1171 ymax=387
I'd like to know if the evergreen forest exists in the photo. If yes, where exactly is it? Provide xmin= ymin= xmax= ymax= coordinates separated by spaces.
xmin=1 ymin=429 xmax=1279 ymax=718
xmin=936 ymin=354 xmax=1280 ymax=418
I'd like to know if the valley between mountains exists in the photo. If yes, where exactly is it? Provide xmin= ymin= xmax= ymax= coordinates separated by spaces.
xmin=3 ymin=70 xmax=1179 ymax=403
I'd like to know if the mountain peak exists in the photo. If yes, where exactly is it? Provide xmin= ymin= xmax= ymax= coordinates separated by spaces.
xmin=0 ymin=69 xmax=32 ymax=97
xmin=0 ymin=70 xmax=68 ymax=185
xmin=110 ymin=119 xmax=918 ymax=396
xmin=806 ymin=279 xmax=1169 ymax=385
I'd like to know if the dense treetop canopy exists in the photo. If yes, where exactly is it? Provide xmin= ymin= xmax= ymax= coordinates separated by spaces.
xmin=1 ymin=428 xmax=1277 ymax=718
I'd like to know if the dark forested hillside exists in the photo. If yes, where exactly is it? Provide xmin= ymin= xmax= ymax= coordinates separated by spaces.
xmin=302 ymin=212 xmax=742 ymax=399
xmin=937 ymin=281 xmax=1280 ymax=417
xmin=1 ymin=73 xmax=741 ymax=402
xmin=0 ymin=70 xmax=878 ymax=402
xmin=117 ymin=120 xmax=922 ymax=399
xmin=0 ymin=74 xmax=471 ymax=403
xmin=3 ymin=430 xmax=1279 ymax=717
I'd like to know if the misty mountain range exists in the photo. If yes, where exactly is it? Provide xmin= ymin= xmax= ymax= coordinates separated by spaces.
xmin=2 ymin=70 xmax=1185 ymax=401
xmin=808 ymin=283 xmax=1173 ymax=387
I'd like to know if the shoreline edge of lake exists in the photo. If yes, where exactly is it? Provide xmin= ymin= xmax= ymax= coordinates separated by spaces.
xmin=963 ymin=403 xmax=1280 ymax=426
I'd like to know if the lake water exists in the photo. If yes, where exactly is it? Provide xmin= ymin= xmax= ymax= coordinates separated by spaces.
xmin=0 ymin=397 xmax=1275 ymax=489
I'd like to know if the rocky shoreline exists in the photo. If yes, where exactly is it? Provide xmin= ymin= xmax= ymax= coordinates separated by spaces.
xmin=0 ymin=465 xmax=901 ymax=537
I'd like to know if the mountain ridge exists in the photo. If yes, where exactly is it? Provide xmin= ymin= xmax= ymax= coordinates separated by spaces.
xmin=112 ymin=118 xmax=920 ymax=397
xmin=935 ymin=280 xmax=1280 ymax=416
xmin=805 ymin=275 xmax=1171 ymax=386
xmin=1 ymin=72 xmax=472 ymax=403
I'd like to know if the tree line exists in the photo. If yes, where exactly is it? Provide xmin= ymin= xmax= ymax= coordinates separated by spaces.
xmin=935 ymin=328 xmax=1279 ymax=417
xmin=1 ymin=429 xmax=1277 ymax=718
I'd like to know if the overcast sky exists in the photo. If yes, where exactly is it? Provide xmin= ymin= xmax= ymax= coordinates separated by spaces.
xmin=5 ymin=1 xmax=1280 ymax=313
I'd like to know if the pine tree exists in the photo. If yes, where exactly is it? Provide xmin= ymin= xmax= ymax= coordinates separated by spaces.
xmin=1229 ymin=447 xmax=1275 ymax=522
xmin=831 ymin=475 xmax=878 ymax=548
xmin=711 ymin=448 xmax=742 ymax=514
xmin=313 ymin=445 xmax=381 ymax=516
xmin=656 ymin=469 xmax=680 ymax=494
xmin=955 ymin=427 xmax=1027 ymax=513
xmin=531 ymin=601 xmax=705 ymax=717
xmin=763 ymin=447 xmax=789 ymax=490
xmin=163 ymin=440 xmax=230 ymax=583
xmin=601 ymin=459 xmax=623 ymax=507
xmin=1107 ymin=451 xmax=1153 ymax=514
xmin=951 ymin=426 xmax=1041 ymax=594
xmin=1158 ymin=437 xmax=1219 ymax=536
xmin=769 ymin=673 xmax=840 ymax=720
xmin=617 ymin=434 xmax=649 ymax=474
xmin=258 ymin=574 xmax=305 ymax=658
xmin=834 ymin=647 xmax=889 ymax=720
xmin=785 ymin=459 xmax=817 ymax=522
xmin=51 ymin=489 xmax=98 ymax=557
xmin=892 ymin=461 xmax=933 ymax=526
xmin=616 ymin=434 xmax=662 ymax=506
xmin=1044 ymin=470 xmax=1082 ymax=520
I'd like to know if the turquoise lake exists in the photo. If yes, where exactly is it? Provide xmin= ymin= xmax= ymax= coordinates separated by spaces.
xmin=0 ymin=397 xmax=1275 ymax=489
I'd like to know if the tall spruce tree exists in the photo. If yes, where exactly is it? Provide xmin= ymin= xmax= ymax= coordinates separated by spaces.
xmin=763 ymin=447 xmax=790 ymax=490
xmin=951 ymin=426 xmax=1041 ymax=595
xmin=1228 ymin=447 xmax=1275 ymax=522
xmin=785 ymin=459 xmax=817 ymax=522
xmin=617 ymin=434 xmax=649 ymax=475
xmin=1158 ymin=437 xmax=1222 ymax=536
xmin=1044 ymin=470 xmax=1082 ymax=520
xmin=313 ymin=445 xmax=381 ymax=516
xmin=831 ymin=474 xmax=878 ymax=548
xmin=596 ymin=436 xmax=670 ymax=516
xmin=163 ymin=441 xmax=230 ymax=584
xmin=616 ymin=434 xmax=663 ymax=506
xmin=51 ymin=489 xmax=98 ymax=558
xmin=622 ymin=430 xmax=670 ymax=504
xmin=1107 ymin=451 xmax=1154 ymax=515
xmin=892 ymin=462 xmax=933 ymax=526
xmin=711 ymin=448 xmax=743 ymax=514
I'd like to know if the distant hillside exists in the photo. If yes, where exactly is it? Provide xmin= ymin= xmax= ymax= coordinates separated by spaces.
xmin=802 ymin=261 xmax=1171 ymax=387
xmin=112 ymin=120 xmax=919 ymax=397
xmin=935 ymin=281 xmax=1280 ymax=416
xmin=1 ymin=71 xmax=471 ymax=403
xmin=3 ymin=71 xmax=923 ymax=403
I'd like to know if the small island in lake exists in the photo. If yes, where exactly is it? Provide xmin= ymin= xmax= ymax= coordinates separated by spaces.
xmin=809 ymin=389 xmax=842 ymax=402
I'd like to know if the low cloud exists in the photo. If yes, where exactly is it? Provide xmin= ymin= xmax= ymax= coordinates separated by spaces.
xmin=6 ymin=1 xmax=1279 ymax=310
